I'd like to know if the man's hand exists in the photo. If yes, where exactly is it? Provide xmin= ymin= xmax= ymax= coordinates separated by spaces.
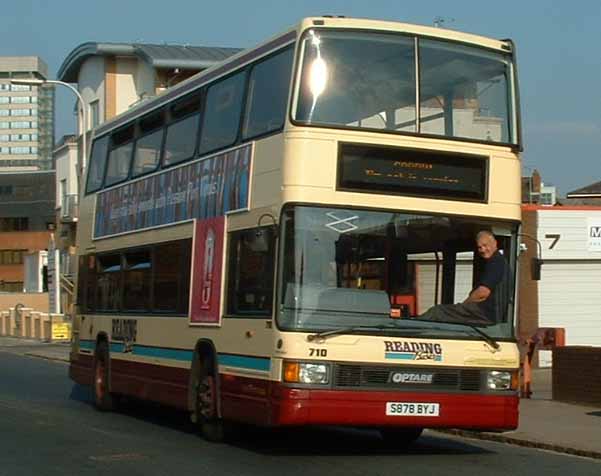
xmin=464 ymin=285 xmax=491 ymax=304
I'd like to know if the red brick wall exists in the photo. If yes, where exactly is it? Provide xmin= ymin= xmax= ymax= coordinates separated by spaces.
xmin=553 ymin=347 xmax=601 ymax=405
xmin=518 ymin=209 xmax=539 ymax=361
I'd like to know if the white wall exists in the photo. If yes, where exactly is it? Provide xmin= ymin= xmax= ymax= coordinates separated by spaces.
xmin=136 ymin=61 xmax=156 ymax=101
xmin=115 ymin=57 xmax=140 ymax=114
xmin=78 ymin=57 xmax=105 ymax=131
xmin=54 ymin=143 xmax=78 ymax=206
xmin=537 ymin=209 xmax=601 ymax=260
xmin=536 ymin=209 xmax=601 ymax=346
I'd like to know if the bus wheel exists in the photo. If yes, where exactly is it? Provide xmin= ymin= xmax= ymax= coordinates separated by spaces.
xmin=195 ymin=361 xmax=225 ymax=442
xmin=379 ymin=427 xmax=423 ymax=447
xmin=93 ymin=341 xmax=114 ymax=411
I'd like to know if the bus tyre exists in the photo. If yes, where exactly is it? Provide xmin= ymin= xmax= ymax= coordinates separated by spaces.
xmin=93 ymin=341 xmax=114 ymax=411
xmin=195 ymin=361 xmax=226 ymax=443
xmin=379 ymin=427 xmax=423 ymax=447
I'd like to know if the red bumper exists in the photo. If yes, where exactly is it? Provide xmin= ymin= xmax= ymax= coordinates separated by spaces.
xmin=269 ymin=385 xmax=519 ymax=430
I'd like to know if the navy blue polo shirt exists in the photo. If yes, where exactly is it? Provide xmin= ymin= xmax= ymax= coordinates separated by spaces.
xmin=476 ymin=251 xmax=507 ymax=320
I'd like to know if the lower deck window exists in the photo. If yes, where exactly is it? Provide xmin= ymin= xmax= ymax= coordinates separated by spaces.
xmin=78 ymin=239 xmax=191 ymax=315
xmin=227 ymin=226 xmax=275 ymax=316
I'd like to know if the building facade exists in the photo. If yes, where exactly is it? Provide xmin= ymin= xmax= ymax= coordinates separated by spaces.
xmin=0 ymin=170 xmax=55 ymax=293
xmin=0 ymin=57 xmax=54 ymax=171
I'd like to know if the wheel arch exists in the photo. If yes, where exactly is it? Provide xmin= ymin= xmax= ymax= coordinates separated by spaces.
xmin=94 ymin=332 xmax=111 ymax=391
xmin=187 ymin=339 xmax=221 ymax=415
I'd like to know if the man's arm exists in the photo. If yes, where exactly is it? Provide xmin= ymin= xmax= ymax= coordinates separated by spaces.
xmin=463 ymin=285 xmax=491 ymax=304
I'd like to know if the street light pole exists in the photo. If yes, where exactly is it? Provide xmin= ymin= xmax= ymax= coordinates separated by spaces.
xmin=10 ymin=78 xmax=88 ymax=178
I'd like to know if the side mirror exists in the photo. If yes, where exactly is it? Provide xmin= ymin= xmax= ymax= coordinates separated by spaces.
xmin=531 ymin=257 xmax=543 ymax=281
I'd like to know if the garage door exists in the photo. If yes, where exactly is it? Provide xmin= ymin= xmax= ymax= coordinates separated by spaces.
xmin=539 ymin=261 xmax=601 ymax=346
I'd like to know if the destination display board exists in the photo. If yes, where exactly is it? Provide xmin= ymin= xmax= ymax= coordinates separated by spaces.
xmin=338 ymin=143 xmax=488 ymax=202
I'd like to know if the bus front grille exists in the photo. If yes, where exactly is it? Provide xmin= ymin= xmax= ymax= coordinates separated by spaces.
xmin=333 ymin=364 xmax=482 ymax=392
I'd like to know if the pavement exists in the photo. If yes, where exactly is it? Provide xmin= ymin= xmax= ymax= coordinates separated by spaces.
xmin=1 ymin=336 xmax=600 ymax=459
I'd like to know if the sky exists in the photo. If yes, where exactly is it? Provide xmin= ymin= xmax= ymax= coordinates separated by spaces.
xmin=1 ymin=0 xmax=599 ymax=196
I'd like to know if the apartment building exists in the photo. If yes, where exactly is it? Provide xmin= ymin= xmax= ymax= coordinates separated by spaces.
xmin=0 ymin=56 xmax=54 ymax=171
xmin=0 ymin=170 xmax=55 ymax=293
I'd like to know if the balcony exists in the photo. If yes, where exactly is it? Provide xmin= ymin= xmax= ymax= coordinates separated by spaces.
xmin=60 ymin=194 xmax=78 ymax=222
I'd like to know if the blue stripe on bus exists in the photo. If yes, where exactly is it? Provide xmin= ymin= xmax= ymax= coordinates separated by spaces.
xmin=96 ymin=341 xmax=271 ymax=371
xmin=79 ymin=340 xmax=95 ymax=351
xmin=218 ymin=354 xmax=271 ymax=372
xmin=385 ymin=352 xmax=442 ymax=362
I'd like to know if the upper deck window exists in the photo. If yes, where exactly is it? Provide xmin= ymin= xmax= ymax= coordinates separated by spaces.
xmin=294 ymin=29 xmax=516 ymax=146
xmin=199 ymin=71 xmax=246 ymax=155
xmin=419 ymin=39 xmax=512 ymax=144
xmin=163 ymin=95 xmax=201 ymax=167
xmin=86 ymin=135 xmax=109 ymax=193
xmin=295 ymin=30 xmax=416 ymax=132
xmin=132 ymin=110 xmax=165 ymax=177
xmin=105 ymin=126 xmax=134 ymax=186
xmin=242 ymin=47 xmax=294 ymax=139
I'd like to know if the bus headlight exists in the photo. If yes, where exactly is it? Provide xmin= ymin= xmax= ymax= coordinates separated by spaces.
xmin=487 ymin=370 xmax=518 ymax=390
xmin=283 ymin=361 xmax=330 ymax=385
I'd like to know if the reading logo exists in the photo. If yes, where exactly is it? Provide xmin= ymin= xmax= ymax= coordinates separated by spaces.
xmin=384 ymin=341 xmax=443 ymax=362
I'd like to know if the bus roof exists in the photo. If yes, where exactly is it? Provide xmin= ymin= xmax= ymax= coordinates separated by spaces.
xmin=93 ymin=16 xmax=513 ymax=138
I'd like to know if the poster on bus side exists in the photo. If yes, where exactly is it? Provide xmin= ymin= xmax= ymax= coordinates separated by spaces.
xmin=93 ymin=143 xmax=251 ymax=239
xmin=189 ymin=216 xmax=225 ymax=326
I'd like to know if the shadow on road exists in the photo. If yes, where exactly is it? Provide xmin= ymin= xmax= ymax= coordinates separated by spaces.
xmin=228 ymin=425 xmax=494 ymax=457
xmin=68 ymin=382 xmax=494 ymax=457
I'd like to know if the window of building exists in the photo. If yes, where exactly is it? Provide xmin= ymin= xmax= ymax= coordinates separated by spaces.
xmin=0 ymin=281 xmax=23 ymax=292
xmin=0 ymin=147 xmax=8 ymax=154
xmin=0 ymin=250 xmax=26 ymax=265
xmin=0 ymin=134 xmax=8 ymax=141
xmin=226 ymin=227 xmax=275 ymax=316
xmin=0 ymin=97 xmax=9 ymax=104
xmin=11 ymin=84 xmax=30 ymax=92
xmin=10 ymin=146 xmax=33 ymax=154
xmin=10 ymin=134 xmax=31 ymax=141
xmin=0 ymin=110 xmax=8 ymax=117
xmin=10 ymin=109 xmax=32 ymax=116
xmin=10 ymin=121 xmax=33 ymax=129
xmin=11 ymin=97 xmax=32 ymax=104
xmin=198 ymin=71 xmax=246 ymax=155
xmin=0 ymin=84 xmax=10 ymax=91
xmin=243 ymin=47 xmax=293 ymax=139
xmin=86 ymin=135 xmax=109 ymax=193
xmin=0 ymin=185 xmax=12 ymax=196
xmin=0 ymin=217 xmax=28 ymax=231
xmin=60 ymin=179 xmax=67 ymax=210
xmin=0 ymin=122 xmax=8 ymax=129
xmin=89 ymin=100 xmax=100 ymax=129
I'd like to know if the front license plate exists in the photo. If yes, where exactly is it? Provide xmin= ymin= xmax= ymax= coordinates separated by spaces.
xmin=386 ymin=402 xmax=440 ymax=417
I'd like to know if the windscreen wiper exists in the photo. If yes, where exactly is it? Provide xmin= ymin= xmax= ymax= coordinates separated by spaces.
xmin=448 ymin=322 xmax=501 ymax=350
xmin=405 ymin=317 xmax=501 ymax=350
xmin=306 ymin=327 xmax=360 ymax=342
xmin=306 ymin=322 xmax=415 ymax=342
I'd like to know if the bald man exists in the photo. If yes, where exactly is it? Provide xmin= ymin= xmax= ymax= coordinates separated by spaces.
xmin=419 ymin=230 xmax=507 ymax=325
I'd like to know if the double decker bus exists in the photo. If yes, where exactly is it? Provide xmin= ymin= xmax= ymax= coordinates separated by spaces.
xmin=70 ymin=16 xmax=522 ymax=444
